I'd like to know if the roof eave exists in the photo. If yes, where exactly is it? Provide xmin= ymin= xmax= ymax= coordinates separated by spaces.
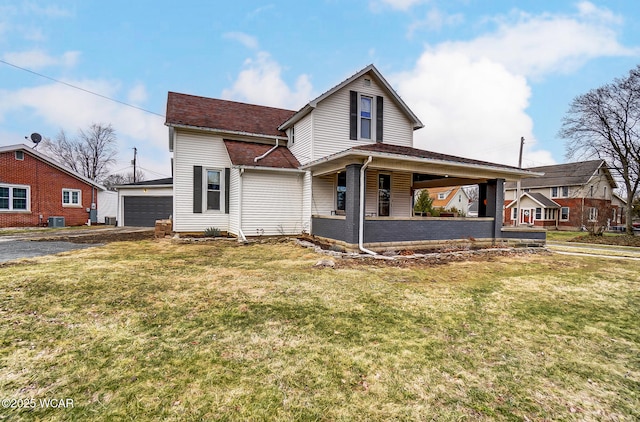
xmin=166 ymin=123 xmax=286 ymax=141
xmin=301 ymin=149 xmax=542 ymax=178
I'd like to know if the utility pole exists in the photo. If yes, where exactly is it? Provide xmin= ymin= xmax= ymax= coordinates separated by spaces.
xmin=516 ymin=137 xmax=524 ymax=226
xmin=132 ymin=147 xmax=137 ymax=183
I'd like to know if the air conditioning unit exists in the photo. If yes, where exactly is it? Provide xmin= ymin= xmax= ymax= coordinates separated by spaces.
xmin=105 ymin=216 xmax=116 ymax=225
xmin=48 ymin=216 xmax=65 ymax=228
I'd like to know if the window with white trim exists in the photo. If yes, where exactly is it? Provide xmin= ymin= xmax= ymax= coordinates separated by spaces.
xmin=535 ymin=208 xmax=542 ymax=220
xmin=511 ymin=207 xmax=518 ymax=220
xmin=15 ymin=151 xmax=24 ymax=160
xmin=588 ymin=207 xmax=598 ymax=222
xmin=560 ymin=207 xmax=570 ymax=221
xmin=62 ymin=189 xmax=82 ymax=207
xmin=360 ymin=95 xmax=373 ymax=140
xmin=438 ymin=192 xmax=447 ymax=200
xmin=206 ymin=170 xmax=221 ymax=211
xmin=0 ymin=184 xmax=29 ymax=211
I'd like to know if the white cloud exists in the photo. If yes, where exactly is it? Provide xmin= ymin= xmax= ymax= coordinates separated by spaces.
xmin=221 ymin=52 xmax=313 ymax=110
xmin=392 ymin=52 xmax=550 ymax=167
xmin=434 ymin=4 xmax=634 ymax=78
xmin=0 ymin=80 xmax=171 ymax=177
xmin=223 ymin=32 xmax=259 ymax=50
xmin=2 ymin=50 xmax=80 ymax=69
xmin=376 ymin=0 xmax=425 ymax=11
xmin=408 ymin=8 xmax=464 ymax=36
xmin=127 ymin=83 xmax=148 ymax=105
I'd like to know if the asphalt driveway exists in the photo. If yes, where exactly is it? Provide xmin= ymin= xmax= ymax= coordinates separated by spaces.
xmin=0 ymin=227 xmax=153 ymax=263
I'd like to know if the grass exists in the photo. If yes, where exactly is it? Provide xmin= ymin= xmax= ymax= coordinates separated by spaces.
xmin=0 ymin=239 xmax=639 ymax=420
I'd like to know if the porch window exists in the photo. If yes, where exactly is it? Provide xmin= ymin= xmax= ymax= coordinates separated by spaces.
xmin=560 ymin=207 xmax=569 ymax=221
xmin=535 ymin=208 xmax=542 ymax=220
xmin=0 ymin=185 xmax=29 ymax=211
xmin=378 ymin=174 xmax=390 ymax=216
xmin=336 ymin=172 xmax=346 ymax=211
xmin=207 ymin=170 xmax=221 ymax=211
xmin=544 ymin=209 xmax=557 ymax=220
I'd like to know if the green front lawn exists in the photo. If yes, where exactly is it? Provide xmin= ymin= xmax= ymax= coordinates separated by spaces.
xmin=1 ymin=240 xmax=638 ymax=420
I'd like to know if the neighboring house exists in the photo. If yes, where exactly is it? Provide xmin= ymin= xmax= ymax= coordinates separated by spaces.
xmin=467 ymin=201 xmax=479 ymax=218
xmin=504 ymin=160 xmax=624 ymax=230
xmin=0 ymin=144 xmax=114 ymax=227
xmin=165 ymin=64 xmax=543 ymax=251
xmin=116 ymin=178 xmax=173 ymax=227
xmin=422 ymin=186 xmax=470 ymax=216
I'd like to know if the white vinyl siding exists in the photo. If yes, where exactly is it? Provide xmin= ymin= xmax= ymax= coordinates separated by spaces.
xmin=289 ymin=114 xmax=313 ymax=165
xmin=390 ymin=172 xmax=412 ymax=217
xmin=301 ymin=171 xmax=312 ymax=233
xmin=173 ymin=130 xmax=231 ymax=232
xmin=228 ymin=168 xmax=240 ymax=235
xmin=365 ymin=170 xmax=378 ymax=216
xmin=311 ymin=175 xmax=335 ymax=215
xmin=312 ymin=76 xmax=414 ymax=160
xmin=241 ymin=171 xmax=303 ymax=236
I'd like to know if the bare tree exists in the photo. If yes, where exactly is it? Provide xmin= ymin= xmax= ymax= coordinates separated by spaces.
xmin=559 ymin=65 xmax=640 ymax=234
xmin=102 ymin=170 xmax=146 ymax=191
xmin=43 ymin=123 xmax=118 ymax=182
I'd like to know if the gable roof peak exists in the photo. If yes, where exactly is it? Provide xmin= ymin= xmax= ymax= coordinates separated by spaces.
xmin=278 ymin=63 xmax=424 ymax=131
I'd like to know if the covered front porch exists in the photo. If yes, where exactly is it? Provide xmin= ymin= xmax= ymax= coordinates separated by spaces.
xmin=303 ymin=143 xmax=545 ymax=252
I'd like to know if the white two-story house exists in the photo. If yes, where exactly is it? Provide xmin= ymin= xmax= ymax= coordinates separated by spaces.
xmin=165 ymin=64 xmax=543 ymax=251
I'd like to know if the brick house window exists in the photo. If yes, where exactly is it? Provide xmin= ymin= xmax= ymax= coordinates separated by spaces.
xmin=560 ymin=207 xmax=570 ymax=221
xmin=62 ymin=189 xmax=82 ymax=207
xmin=588 ymin=207 xmax=598 ymax=222
xmin=15 ymin=151 xmax=24 ymax=160
xmin=0 ymin=184 xmax=30 ymax=211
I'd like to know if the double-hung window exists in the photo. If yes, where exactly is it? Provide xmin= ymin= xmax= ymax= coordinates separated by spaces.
xmin=0 ymin=184 xmax=29 ymax=211
xmin=207 ymin=170 xmax=221 ymax=211
xmin=360 ymin=96 xmax=372 ymax=139
xmin=62 ymin=189 xmax=81 ymax=207
xmin=336 ymin=172 xmax=346 ymax=212
xmin=588 ymin=207 xmax=598 ymax=222
xmin=560 ymin=207 xmax=570 ymax=221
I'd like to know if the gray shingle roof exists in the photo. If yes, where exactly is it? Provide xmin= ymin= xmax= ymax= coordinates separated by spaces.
xmin=505 ymin=160 xmax=610 ymax=189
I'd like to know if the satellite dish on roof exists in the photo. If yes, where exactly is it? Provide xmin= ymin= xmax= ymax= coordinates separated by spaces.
xmin=30 ymin=133 xmax=42 ymax=144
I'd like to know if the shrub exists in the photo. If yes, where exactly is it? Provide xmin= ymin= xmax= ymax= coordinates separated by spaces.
xmin=204 ymin=227 xmax=221 ymax=237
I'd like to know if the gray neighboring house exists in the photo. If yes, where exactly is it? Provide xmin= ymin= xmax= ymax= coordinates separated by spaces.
xmin=116 ymin=178 xmax=173 ymax=227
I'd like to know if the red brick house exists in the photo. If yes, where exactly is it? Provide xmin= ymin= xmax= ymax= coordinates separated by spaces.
xmin=503 ymin=160 xmax=625 ymax=230
xmin=0 ymin=144 xmax=111 ymax=227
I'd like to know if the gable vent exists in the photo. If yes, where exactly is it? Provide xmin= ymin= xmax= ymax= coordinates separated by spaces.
xmin=363 ymin=78 xmax=371 ymax=87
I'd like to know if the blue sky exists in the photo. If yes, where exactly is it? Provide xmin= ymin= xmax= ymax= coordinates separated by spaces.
xmin=1 ymin=0 xmax=639 ymax=179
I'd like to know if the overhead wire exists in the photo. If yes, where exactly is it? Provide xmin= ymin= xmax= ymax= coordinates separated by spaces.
xmin=0 ymin=58 xmax=166 ymax=118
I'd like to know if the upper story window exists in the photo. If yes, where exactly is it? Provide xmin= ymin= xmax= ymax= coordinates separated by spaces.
xmin=289 ymin=126 xmax=295 ymax=145
xmin=350 ymin=90 xmax=383 ymax=142
xmin=438 ymin=192 xmax=446 ymax=200
xmin=62 ymin=189 xmax=82 ymax=207
xmin=551 ymin=186 xmax=569 ymax=198
xmin=360 ymin=96 xmax=372 ymax=140
xmin=15 ymin=151 xmax=24 ymax=160
xmin=0 ymin=184 xmax=29 ymax=211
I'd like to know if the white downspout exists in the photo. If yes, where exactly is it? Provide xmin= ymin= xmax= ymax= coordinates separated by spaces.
xmin=237 ymin=168 xmax=248 ymax=242
xmin=359 ymin=156 xmax=376 ymax=255
xmin=254 ymin=139 xmax=279 ymax=163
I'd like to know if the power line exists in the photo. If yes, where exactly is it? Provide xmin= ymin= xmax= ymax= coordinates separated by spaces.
xmin=0 ymin=58 xmax=166 ymax=118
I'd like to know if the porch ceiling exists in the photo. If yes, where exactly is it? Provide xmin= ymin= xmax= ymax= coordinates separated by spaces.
xmin=304 ymin=150 xmax=540 ymax=182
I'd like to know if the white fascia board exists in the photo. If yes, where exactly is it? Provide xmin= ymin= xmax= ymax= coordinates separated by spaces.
xmin=166 ymin=123 xmax=285 ymax=142
xmin=301 ymin=150 xmax=543 ymax=179
xmin=232 ymin=165 xmax=305 ymax=174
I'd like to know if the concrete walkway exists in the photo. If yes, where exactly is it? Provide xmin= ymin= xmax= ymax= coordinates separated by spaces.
xmin=546 ymin=240 xmax=640 ymax=261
